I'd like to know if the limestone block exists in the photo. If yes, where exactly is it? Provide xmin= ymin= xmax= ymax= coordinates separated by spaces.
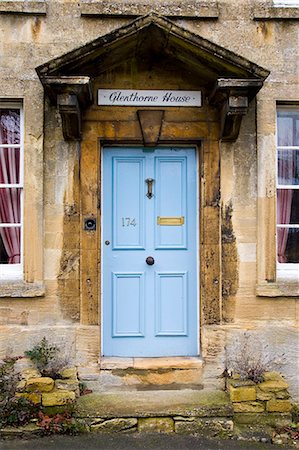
xmin=229 ymin=385 xmax=256 ymax=402
xmin=16 ymin=392 xmax=41 ymax=405
xmin=90 ymin=418 xmax=137 ymax=432
xmin=59 ymin=368 xmax=78 ymax=379
xmin=256 ymin=388 xmax=274 ymax=401
xmin=138 ymin=417 xmax=174 ymax=433
xmin=175 ymin=418 xmax=234 ymax=436
xmin=266 ymin=400 xmax=292 ymax=413
xmin=21 ymin=368 xmax=41 ymax=380
xmin=258 ymin=380 xmax=289 ymax=392
xmin=55 ymin=378 xmax=79 ymax=394
xmin=262 ymin=372 xmax=285 ymax=382
xmin=26 ymin=377 xmax=54 ymax=393
xmin=42 ymin=390 xmax=76 ymax=406
xmin=275 ymin=390 xmax=290 ymax=400
xmin=233 ymin=401 xmax=265 ymax=413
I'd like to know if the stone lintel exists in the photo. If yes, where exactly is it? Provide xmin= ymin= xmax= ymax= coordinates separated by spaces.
xmin=253 ymin=6 xmax=299 ymax=20
xmin=0 ymin=1 xmax=47 ymax=16
xmin=80 ymin=1 xmax=219 ymax=19
xmin=58 ymin=94 xmax=82 ymax=141
xmin=209 ymin=78 xmax=264 ymax=142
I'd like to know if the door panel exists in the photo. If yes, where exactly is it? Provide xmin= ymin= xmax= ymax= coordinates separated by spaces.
xmin=103 ymin=147 xmax=198 ymax=357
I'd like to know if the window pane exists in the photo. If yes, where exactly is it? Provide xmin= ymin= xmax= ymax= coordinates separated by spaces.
xmin=277 ymin=189 xmax=299 ymax=224
xmin=0 ymin=227 xmax=20 ymax=264
xmin=277 ymin=228 xmax=299 ymax=263
xmin=278 ymin=149 xmax=299 ymax=185
xmin=0 ymin=188 xmax=21 ymax=224
xmin=0 ymin=147 xmax=20 ymax=184
xmin=277 ymin=111 xmax=299 ymax=146
xmin=0 ymin=109 xmax=20 ymax=145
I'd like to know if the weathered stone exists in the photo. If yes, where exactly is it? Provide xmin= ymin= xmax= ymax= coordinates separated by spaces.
xmin=55 ymin=378 xmax=80 ymax=395
xmin=258 ymin=380 xmax=289 ymax=392
xmin=175 ymin=418 xmax=233 ymax=437
xmin=26 ymin=377 xmax=54 ymax=393
xmin=16 ymin=392 xmax=42 ymax=405
xmin=234 ymin=413 xmax=292 ymax=426
xmin=21 ymin=369 xmax=41 ymax=380
xmin=256 ymin=388 xmax=274 ymax=401
xmin=16 ymin=379 xmax=27 ymax=391
xmin=233 ymin=401 xmax=265 ymax=413
xmin=229 ymin=385 xmax=256 ymax=402
xmin=266 ymin=399 xmax=292 ymax=413
xmin=262 ymin=371 xmax=285 ymax=382
xmin=90 ymin=418 xmax=137 ymax=432
xmin=42 ymin=390 xmax=76 ymax=406
xmin=60 ymin=367 xmax=78 ymax=379
xmin=228 ymin=379 xmax=255 ymax=388
xmin=275 ymin=390 xmax=290 ymax=400
xmin=138 ymin=417 xmax=174 ymax=433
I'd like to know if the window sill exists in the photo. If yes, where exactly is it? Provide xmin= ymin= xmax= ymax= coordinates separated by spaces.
xmin=0 ymin=1 xmax=46 ymax=16
xmin=80 ymin=1 xmax=219 ymax=19
xmin=252 ymin=6 xmax=299 ymax=20
xmin=256 ymin=281 xmax=299 ymax=297
xmin=0 ymin=282 xmax=45 ymax=298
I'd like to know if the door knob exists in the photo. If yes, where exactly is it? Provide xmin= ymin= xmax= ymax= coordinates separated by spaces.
xmin=146 ymin=256 xmax=155 ymax=265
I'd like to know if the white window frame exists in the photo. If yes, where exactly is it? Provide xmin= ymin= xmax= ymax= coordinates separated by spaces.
xmin=0 ymin=102 xmax=24 ymax=280
xmin=273 ymin=0 xmax=299 ymax=6
xmin=276 ymin=106 xmax=299 ymax=280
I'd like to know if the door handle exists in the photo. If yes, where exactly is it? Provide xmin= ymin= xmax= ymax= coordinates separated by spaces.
xmin=146 ymin=256 xmax=155 ymax=265
xmin=145 ymin=178 xmax=154 ymax=199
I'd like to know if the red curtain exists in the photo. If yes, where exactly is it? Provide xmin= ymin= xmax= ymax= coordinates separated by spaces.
xmin=277 ymin=150 xmax=296 ymax=263
xmin=0 ymin=110 xmax=21 ymax=264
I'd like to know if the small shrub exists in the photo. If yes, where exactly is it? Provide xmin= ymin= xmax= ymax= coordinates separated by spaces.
xmin=25 ymin=337 xmax=68 ymax=378
xmin=37 ymin=411 xmax=86 ymax=435
xmin=224 ymin=332 xmax=285 ymax=383
xmin=0 ymin=357 xmax=39 ymax=428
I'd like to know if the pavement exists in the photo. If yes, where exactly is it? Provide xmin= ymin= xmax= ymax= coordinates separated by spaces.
xmin=0 ymin=433 xmax=295 ymax=450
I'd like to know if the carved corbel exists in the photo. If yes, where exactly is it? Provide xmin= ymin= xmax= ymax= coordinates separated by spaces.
xmin=209 ymin=78 xmax=264 ymax=142
xmin=39 ymin=76 xmax=93 ymax=141
xmin=57 ymin=94 xmax=81 ymax=141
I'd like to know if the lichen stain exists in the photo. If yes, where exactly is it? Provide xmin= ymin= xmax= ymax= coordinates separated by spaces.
xmin=221 ymin=201 xmax=239 ymax=322
xmin=31 ymin=17 xmax=41 ymax=41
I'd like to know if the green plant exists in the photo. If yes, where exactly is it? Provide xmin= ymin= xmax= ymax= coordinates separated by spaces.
xmin=0 ymin=357 xmax=39 ymax=428
xmin=25 ymin=337 xmax=68 ymax=378
xmin=37 ymin=411 xmax=86 ymax=435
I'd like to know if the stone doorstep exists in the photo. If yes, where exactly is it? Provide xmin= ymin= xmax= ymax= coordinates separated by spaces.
xmin=76 ymin=389 xmax=233 ymax=420
xmin=100 ymin=356 xmax=204 ymax=370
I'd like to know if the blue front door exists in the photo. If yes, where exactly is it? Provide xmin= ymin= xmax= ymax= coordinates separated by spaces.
xmin=103 ymin=147 xmax=198 ymax=357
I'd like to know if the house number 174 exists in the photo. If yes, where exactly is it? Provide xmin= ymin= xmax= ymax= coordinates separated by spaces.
xmin=121 ymin=217 xmax=136 ymax=227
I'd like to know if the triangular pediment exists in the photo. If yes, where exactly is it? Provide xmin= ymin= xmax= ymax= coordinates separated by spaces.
xmin=36 ymin=13 xmax=269 ymax=142
xmin=37 ymin=13 xmax=268 ymax=81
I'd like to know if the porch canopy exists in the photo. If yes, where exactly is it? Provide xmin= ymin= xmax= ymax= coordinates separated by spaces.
xmin=36 ymin=13 xmax=269 ymax=141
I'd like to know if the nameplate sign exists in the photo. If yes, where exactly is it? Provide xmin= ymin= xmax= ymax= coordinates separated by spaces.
xmin=98 ymin=89 xmax=202 ymax=107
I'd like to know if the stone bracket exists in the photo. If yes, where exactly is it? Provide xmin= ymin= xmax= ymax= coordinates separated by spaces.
xmin=137 ymin=110 xmax=164 ymax=147
xmin=209 ymin=78 xmax=264 ymax=142
xmin=58 ymin=94 xmax=81 ymax=141
xmin=39 ymin=76 xmax=93 ymax=141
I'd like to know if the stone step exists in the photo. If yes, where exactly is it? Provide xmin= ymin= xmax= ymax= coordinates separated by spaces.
xmin=76 ymin=389 xmax=232 ymax=420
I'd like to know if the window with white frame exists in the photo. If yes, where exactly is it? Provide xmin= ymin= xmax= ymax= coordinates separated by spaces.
xmin=273 ymin=0 xmax=299 ymax=6
xmin=276 ymin=107 xmax=299 ymax=275
xmin=0 ymin=103 xmax=23 ymax=280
